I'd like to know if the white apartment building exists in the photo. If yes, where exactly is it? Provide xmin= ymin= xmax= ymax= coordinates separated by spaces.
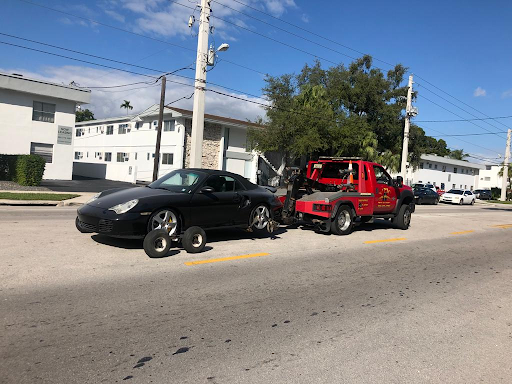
xmin=477 ymin=164 xmax=508 ymax=190
xmin=0 ymin=72 xmax=91 ymax=180
xmin=73 ymin=104 xmax=260 ymax=183
xmin=402 ymin=154 xmax=485 ymax=191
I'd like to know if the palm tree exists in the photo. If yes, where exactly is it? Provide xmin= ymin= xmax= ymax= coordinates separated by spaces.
xmin=120 ymin=100 xmax=133 ymax=115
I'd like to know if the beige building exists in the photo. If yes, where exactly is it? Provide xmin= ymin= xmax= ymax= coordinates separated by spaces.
xmin=73 ymin=104 xmax=260 ymax=183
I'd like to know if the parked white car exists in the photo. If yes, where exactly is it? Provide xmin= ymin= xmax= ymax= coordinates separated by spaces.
xmin=440 ymin=189 xmax=475 ymax=205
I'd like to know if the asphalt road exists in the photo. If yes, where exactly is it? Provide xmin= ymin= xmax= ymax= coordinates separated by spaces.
xmin=1 ymin=203 xmax=511 ymax=383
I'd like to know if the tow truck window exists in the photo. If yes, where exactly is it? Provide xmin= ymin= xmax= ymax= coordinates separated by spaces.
xmin=373 ymin=165 xmax=391 ymax=184
xmin=321 ymin=163 xmax=359 ymax=180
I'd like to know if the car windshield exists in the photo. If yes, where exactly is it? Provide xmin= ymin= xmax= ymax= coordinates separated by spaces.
xmin=148 ymin=170 xmax=204 ymax=193
xmin=447 ymin=189 xmax=463 ymax=195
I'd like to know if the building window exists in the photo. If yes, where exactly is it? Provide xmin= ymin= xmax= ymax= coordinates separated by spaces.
xmin=118 ymin=124 xmax=130 ymax=134
xmin=88 ymin=128 xmax=90 ymax=134
xmin=464 ymin=185 xmax=467 ymax=189
xmin=153 ymin=121 xmax=158 ymax=128
xmin=163 ymin=120 xmax=175 ymax=132
xmin=419 ymin=162 xmax=423 ymax=169
xmin=135 ymin=122 xmax=140 ymax=129
xmin=434 ymin=164 xmax=438 ymax=170
xmin=428 ymin=163 xmax=432 ymax=169
xmin=448 ymin=174 xmax=451 ymax=181
xmin=453 ymin=167 xmax=457 ymax=174
xmin=106 ymin=125 xmax=114 ymax=135
xmin=441 ymin=183 xmax=445 ymax=189
xmin=30 ymin=142 xmax=53 ymax=163
xmin=96 ymin=127 xmax=99 ymax=133
xmin=442 ymin=165 xmax=446 ymax=172
xmin=452 ymin=184 xmax=456 ymax=188
xmin=105 ymin=152 xmax=112 ymax=162
xmin=32 ymin=101 xmax=56 ymax=123
xmin=484 ymin=177 xmax=491 ymax=181
xmin=74 ymin=151 xmax=83 ymax=160
xmin=162 ymin=153 xmax=174 ymax=165
xmin=95 ymin=152 xmax=103 ymax=160
xmin=117 ymin=152 xmax=129 ymax=162
xmin=76 ymin=128 xmax=84 ymax=137
xmin=147 ymin=153 xmax=150 ymax=161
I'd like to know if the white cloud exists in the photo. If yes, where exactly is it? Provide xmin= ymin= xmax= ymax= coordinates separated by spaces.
xmin=0 ymin=66 xmax=266 ymax=121
xmin=104 ymin=10 xmax=125 ymax=23
xmin=301 ymin=13 xmax=309 ymax=23
xmin=264 ymin=0 xmax=296 ymax=17
xmin=473 ymin=86 xmax=486 ymax=97
xmin=502 ymin=89 xmax=512 ymax=98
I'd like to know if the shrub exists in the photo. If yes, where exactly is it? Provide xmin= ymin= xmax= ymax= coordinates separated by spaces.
xmin=0 ymin=154 xmax=46 ymax=186
xmin=490 ymin=187 xmax=501 ymax=200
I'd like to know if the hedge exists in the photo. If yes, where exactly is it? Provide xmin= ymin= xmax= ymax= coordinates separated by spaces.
xmin=0 ymin=154 xmax=46 ymax=186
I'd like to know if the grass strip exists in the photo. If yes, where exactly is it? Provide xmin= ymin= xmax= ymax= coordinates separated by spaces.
xmin=488 ymin=200 xmax=512 ymax=205
xmin=0 ymin=192 xmax=80 ymax=201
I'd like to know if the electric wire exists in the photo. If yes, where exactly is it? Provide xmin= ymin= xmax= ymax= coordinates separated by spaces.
xmin=15 ymin=0 xmax=269 ymax=77
xmin=416 ymin=116 xmax=512 ymax=123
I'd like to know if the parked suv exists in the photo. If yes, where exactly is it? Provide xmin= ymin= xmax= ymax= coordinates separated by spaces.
xmin=474 ymin=189 xmax=492 ymax=200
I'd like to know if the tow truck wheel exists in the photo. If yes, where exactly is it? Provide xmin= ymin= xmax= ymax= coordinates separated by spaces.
xmin=143 ymin=229 xmax=171 ymax=258
xmin=330 ymin=205 xmax=354 ymax=235
xmin=394 ymin=204 xmax=411 ymax=230
xmin=182 ymin=226 xmax=207 ymax=253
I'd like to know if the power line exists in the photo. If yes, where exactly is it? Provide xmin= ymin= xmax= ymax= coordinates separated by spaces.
xmin=431 ymin=132 xmax=509 ymax=137
xmin=416 ymin=116 xmax=512 ymax=123
xmin=214 ymin=0 xmax=396 ymax=69
xmin=165 ymin=93 xmax=194 ymax=107
xmin=15 ymin=0 xmax=268 ymax=77
xmin=416 ymin=93 xmax=507 ymax=139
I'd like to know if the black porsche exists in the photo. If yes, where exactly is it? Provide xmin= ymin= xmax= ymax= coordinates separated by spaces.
xmin=76 ymin=169 xmax=283 ymax=238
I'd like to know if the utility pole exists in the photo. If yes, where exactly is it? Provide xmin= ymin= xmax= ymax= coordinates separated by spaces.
xmin=400 ymin=75 xmax=414 ymax=181
xmin=189 ymin=0 xmax=211 ymax=168
xmin=500 ymin=128 xmax=511 ymax=201
xmin=153 ymin=76 xmax=166 ymax=181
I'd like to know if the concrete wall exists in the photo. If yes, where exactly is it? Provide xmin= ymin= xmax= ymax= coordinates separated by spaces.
xmin=183 ymin=119 xmax=222 ymax=169
xmin=0 ymin=88 xmax=77 ymax=180
xmin=477 ymin=165 xmax=505 ymax=189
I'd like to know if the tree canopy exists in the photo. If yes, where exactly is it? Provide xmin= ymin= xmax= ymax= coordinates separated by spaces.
xmin=75 ymin=108 xmax=95 ymax=122
xmin=249 ymin=56 xmax=453 ymax=171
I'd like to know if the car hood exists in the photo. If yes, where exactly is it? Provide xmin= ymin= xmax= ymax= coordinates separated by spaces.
xmin=89 ymin=186 xmax=185 ymax=209
xmin=442 ymin=193 xmax=463 ymax=198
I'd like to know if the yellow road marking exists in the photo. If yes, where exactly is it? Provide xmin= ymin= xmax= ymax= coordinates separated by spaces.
xmin=364 ymin=238 xmax=406 ymax=244
xmin=184 ymin=252 xmax=270 ymax=266
xmin=450 ymin=230 xmax=475 ymax=235
xmin=491 ymin=224 xmax=512 ymax=229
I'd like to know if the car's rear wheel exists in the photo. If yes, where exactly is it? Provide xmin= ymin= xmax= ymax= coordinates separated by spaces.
xmin=250 ymin=204 xmax=271 ymax=234
xmin=330 ymin=205 xmax=354 ymax=235
xmin=471 ymin=199 xmax=475 ymax=205
xmin=434 ymin=198 xmax=439 ymax=205
xmin=148 ymin=209 xmax=179 ymax=237
xmin=459 ymin=199 xmax=463 ymax=205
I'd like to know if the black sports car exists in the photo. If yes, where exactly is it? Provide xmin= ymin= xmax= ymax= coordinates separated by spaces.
xmin=76 ymin=169 xmax=283 ymax=238
xmin=414 ymin=187 xmax=440 ymax=205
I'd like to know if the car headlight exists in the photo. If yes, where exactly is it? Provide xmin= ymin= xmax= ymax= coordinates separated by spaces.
xmin=87 ymin=192 xmax=101 ymax=204
xmin=109 ymin=199 xmax=139 ymax=214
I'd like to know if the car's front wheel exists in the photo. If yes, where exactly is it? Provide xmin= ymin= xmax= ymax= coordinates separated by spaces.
xmin=250 ymin=204 xmax=271 ymax=234
xmin=459 ymin=199 xmax=464 ymax=205
xmin=148 ymin=209 xmax=179 ymax=237
xmin=393 ymin=204 xmax=411 ymax=230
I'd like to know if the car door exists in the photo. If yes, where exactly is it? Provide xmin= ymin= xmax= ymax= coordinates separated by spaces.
xmin=427 ymin=189 xmax=437 ymax=204
xmin=189 ymin=175 xmax=240 ymax=227
xmin=372 ymin=165 xmax=398 ymax=214
xmin=464 ymin=190 xmax=474 ymax=204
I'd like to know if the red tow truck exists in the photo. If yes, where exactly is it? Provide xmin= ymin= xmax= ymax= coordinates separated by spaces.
xmin=278 ymin=157 xmax=415 ymax=235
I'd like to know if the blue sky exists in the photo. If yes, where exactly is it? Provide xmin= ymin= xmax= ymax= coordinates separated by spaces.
xmin=2 ymin=0 xmax=512 ymax=161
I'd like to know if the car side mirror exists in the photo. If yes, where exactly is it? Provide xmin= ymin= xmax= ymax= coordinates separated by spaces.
xmin=200 ymin=186 xmax=215 ymax=193
xmin=394 ymin=176 xmax=403 ymax=188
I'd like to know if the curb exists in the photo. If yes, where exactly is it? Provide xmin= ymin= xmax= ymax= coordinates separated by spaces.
xmin=0 ymin=200 xmax=60 ymax=206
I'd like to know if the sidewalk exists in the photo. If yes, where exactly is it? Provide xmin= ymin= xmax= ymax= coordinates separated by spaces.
xmin=0 ymin=190 xmax=95 ymax=207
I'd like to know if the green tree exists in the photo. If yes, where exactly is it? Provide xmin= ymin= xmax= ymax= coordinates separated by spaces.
xmin=75 ymin=108 xmax=95 ymax=122
xmin=120 ymin=100 xmax=133 ymax=115
xmin=448 ymin=149 xmax=469 ymax=160
xmin=250 ymin=56 xmax=450 ymax=172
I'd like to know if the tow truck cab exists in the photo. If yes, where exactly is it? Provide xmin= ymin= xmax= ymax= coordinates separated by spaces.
xmin=280 ymin=158 xmax=415 ymax=235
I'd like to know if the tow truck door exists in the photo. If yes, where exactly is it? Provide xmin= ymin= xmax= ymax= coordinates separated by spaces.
xmin=371 ymin=165 xmax=397 ymax=214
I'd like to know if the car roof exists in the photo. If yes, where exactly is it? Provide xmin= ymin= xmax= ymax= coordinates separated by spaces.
xmin=185 ymin=168 xmax=258 ymax=190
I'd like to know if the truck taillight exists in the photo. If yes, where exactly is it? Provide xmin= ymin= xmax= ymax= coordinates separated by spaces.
xmin=313 ymin=204 xmax=332 ymax=212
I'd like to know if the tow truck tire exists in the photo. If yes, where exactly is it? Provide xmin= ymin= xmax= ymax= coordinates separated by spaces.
xmin=143 ymin=229 xmax=171 ymax=258
xmin=393 ymin=204 xmax=412 ymax=230
xmin=182 ymin=226 xmax=207 ymax=253
xmin=330 ymin=205 xmax=354 ymax=235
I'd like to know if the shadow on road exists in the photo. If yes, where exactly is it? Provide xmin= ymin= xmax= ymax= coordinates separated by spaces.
xmin=481 ymin=207 xmax=512 ymax=212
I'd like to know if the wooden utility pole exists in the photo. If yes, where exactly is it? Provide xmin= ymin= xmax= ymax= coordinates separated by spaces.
xmin=153 ymin=76 xmax=166 ymax=181
xmin=500 ymin=128 xmax=511 ymax=201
